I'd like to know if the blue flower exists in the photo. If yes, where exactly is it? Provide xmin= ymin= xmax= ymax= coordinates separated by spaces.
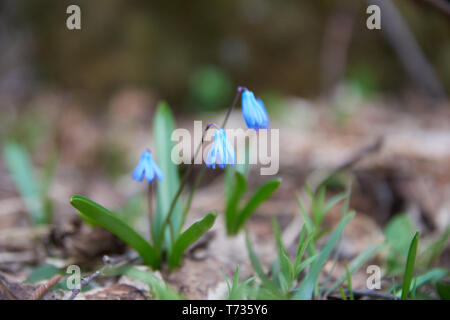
xmin=205 ymin=128 xmax=235 ymax=169
xmin=241 ymin=89 xmax=270 ymax=130
xmin=132 ymin=150 xmax=163 ymax=182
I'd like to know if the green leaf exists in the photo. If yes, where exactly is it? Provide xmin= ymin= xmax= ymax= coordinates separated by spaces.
xmin=117 ymin=266 xmax=183 ymax=299
xmin=272 ymin=218 xmax=293 ymax=287
xmin=385 ymin=214 xmax=415 ymax=273
xmin=168 ymin=211 xmax=217 ymax=269
xmin=325 ymin=243 xmax=382 ymax=296
xmin=311 ymin=186 xmax=326 ymax=227
xmin=236 ymin=142 xmax=250 ymax=177
xmin=70 ymin=195 xmax=159 ymax=268
xmin=293 ymin=226 xmax=315 ymax=276
xmin=395 ymin=268 xmax=448 ymax=297
xmin=411 ymin=268 xmax=448 ymax=289
xmin=294 ymin=212 xmax=354 ymax=300
xmin=338 ymin=287 xmax=347 ymax=300
xmin=345 ymin=265 xmax=354 ymax=300
xmin=294 ymin=253 xmax=320 ymax=276
xmin=418 ymin=227 xmax=450 ymax=268
xmin=26 ymin=263 xmax=60 ymax=283
xmin=225 ymin=171 xmax=247 ymax=234
xmin=401 ymin=231 xmax=419 ymax=300
xmin=234 ymin=178 xmax=281 ymax=232
xmin=323 ymin=192 xmax=347 ymax=216
xmin=296 ymin=195 xmax=314 ymax=236
xmin=245 ymin=232 xmax=279 ymax=295
xmin=221 ymin=268 xmax=232 ymax=294
xmin=3 ymin=142 xmax=46 ymax=224
xmin=153 ymin=102 xmax=182 ymax=249
xmin=222 ymin=266 xmax=256 ymax=300
xmin=230 ymin=265 xmax=241 ymax=299
xmin=437 ymin=281 xmax=450 ymax=300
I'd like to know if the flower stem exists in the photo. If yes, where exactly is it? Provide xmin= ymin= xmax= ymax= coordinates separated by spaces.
xmin=157 ymin=87 xmax=242 ymax=248
xmin=148 ymin=182 xmax=153 ymax=238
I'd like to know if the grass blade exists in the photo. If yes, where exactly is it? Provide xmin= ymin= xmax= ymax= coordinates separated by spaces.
xmin=3 ymin=142 xmax=46 ymax=224
xmin=153 ymin=102 xmax=182 ymax=249
xmin=338 ymin=287 xmax=347 ymax=300
xmin=245 ymin=232 xmax=279 ymax=295
xmin=235 ymin=178 xmax=281 ymax=232
xmin=345 ymin=265 xmax=354 ymax=300
xmin=401 ymin=231 xmax=419 ymax=300
xmin=70 ymin=194 xmax=159 ymax=268
xmin=225 ymin=171 xmax=247 ymax=234
xmin=118 ymin=266 xmax=182 ymax=299
xmin=168 ymin=211 xmax=217 ymax=269
xmin=325 ymin=243 xmax=382 ymax=296
xmin=294 ymin=211 xmax=354 ymax=300
xmin=395 ymin=268 xmax=448 ymax=297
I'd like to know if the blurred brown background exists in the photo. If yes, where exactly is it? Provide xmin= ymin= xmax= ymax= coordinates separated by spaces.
xmin=0 ymin=0 xmax=449 ymax=112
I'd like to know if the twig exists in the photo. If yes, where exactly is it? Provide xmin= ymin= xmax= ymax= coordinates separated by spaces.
xmin=68 ymin=267 xmax=104 ymax=300
xmin=416 ymin=0 xmax=450 ymax=16
xmin=367 ymin=0 xmax=447 ymax=103
xmin=335 ymin=136 xmax=383 ymax=171
xmin=28 ymin=274 xmax=62 ymax=300
xmin=330 ymin=288 xmax=398 ymax=300
xmin=320 ymin=1 xmax=359 ymax=95
xmin=67 ymin=254 xmax=138 ymax=300
xmin=0 ymin=275 xmax=18 ymax=300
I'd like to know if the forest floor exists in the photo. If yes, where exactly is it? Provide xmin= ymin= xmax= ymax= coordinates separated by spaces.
xmin=0 ymin=90 xmax=449 ymax=299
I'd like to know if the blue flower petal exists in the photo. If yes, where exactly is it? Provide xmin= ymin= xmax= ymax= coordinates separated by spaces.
xmin=132 ymin=150 xmax=163 ymax=183
xmin=132 ymin=161 xmax=145 ymax=181
xmin=241 ymin=89 xmax=270 ymax=130
xmin=205 ymin=128 xmax=235 ymax=170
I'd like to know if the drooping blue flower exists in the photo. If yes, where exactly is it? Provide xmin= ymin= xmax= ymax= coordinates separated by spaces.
xmin=241 ymin=89 xmax=270 ymax=130
xmin=132 ymin=150 xmax=163 ymax=182
xmin=205 ymin=127 xmax=235 ymax=169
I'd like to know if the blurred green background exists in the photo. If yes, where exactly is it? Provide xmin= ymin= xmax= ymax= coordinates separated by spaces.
xmin=0 ymin=0 xmax=449 ymax=112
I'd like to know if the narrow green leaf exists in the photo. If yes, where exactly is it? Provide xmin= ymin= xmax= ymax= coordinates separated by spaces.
xmin=272 ymin=218 xmax=293 ymax=286
xmin=225 ymin=171 xmax=247 ymax=234
xmin=221 ymin=268 xmax=232 ymax=294
xmin=294 ymin=212 xmax=354 ymax=300
xmin=153 ymin=102 xmax=182 ymax=249
xmin=296 ymin=195 xmax=314 ymax=235
xmin=245 ymin=232 xmax=279 ymax=294
xmin=312 ymin=186 xmax=326 ymax=227
xmin=325 ymin=243 xmax=382 ymax=296
xmin=168 ymin=211 xmax=217 ymax=269
xmin=294 ymin=253 xmax=320 ymax=276
xmin=395 ymin=268 xmax=448 ymax=297
xmin=236 ymin=142 xmax=250 ymax=177
xmin=323 ymin=192 xmax=347 ymax=216
xmin=293 ymin=226 xmax=307 ymax=272
xmin=401 ymin=232 xmax=419 ymax=300
xmin=232 ymin=265 xmax=240 ymax=294
xmin=385 ymin=214 xmax=415 ymax=273
xmin=3 ymin=142 xmax=46 ymax=224
xmin=70 ymin=195 xmax=159 ymax=268
xmin=436 ymin=281 xmax=450 ymax=300
xmin=26 ymin=263 xmax=60 ymax=283
xmin=223 ymin=266 xmax=256 ymax=300
xmin=339 ymin=287 xmax=347 ymax=300
xmin=234 ymin=178 xmax=281 ymax=232
xmin=418 ymin=227 xmax=450 ymax=268
xmin=345 ymin=265 xmax=354 ymax=300
xmin=118 ymin=266 xmax=182 ymax=299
